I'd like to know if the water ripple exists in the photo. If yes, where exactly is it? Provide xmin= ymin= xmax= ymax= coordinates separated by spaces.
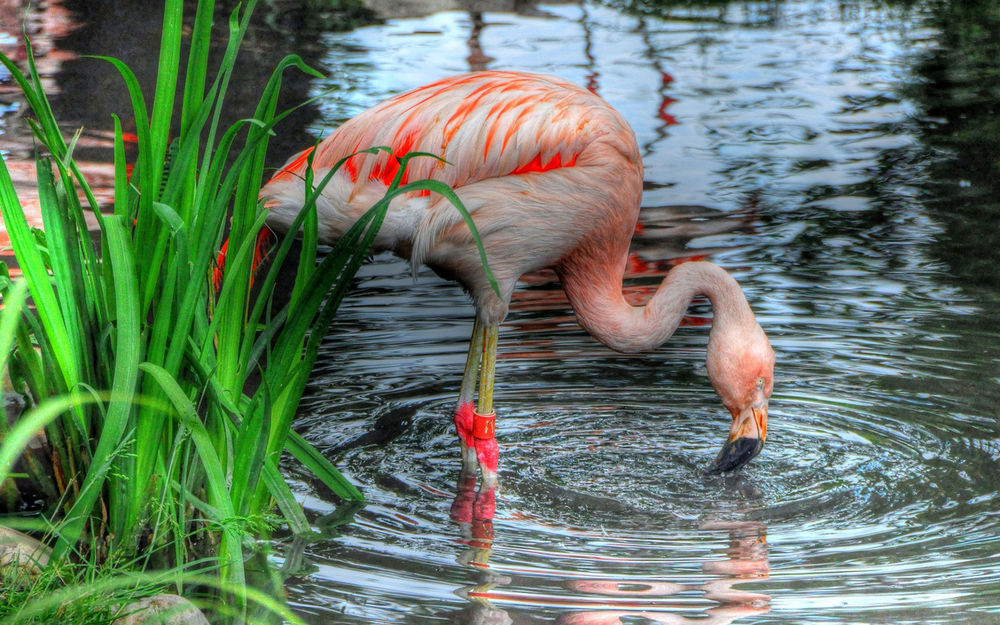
xmin=274 ymin=2 xmax=1000 ymax=624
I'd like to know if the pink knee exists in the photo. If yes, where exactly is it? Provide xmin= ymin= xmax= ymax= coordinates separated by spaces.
xmin=454 ymin=402 xmax=475 ymax=447
xmin=475 ymin=436 xmax=499 ymax=473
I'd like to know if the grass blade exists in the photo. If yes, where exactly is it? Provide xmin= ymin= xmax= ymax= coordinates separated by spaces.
xmin=285 ymin=432 xmax=364 ymax=502
xmin=0 ymin=154 xmax=76 ymax=393
xmin=52 ymin=216 xmax=141 ymax=558
xmin=138 ymin=363 xmax=244 ymax=585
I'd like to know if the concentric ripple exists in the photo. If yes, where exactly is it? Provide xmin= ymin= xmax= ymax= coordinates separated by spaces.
xmin=286 ymin=350 xmax=1000 ymax=623
xmin=284 ymin=247 xmax=1000 ymax=625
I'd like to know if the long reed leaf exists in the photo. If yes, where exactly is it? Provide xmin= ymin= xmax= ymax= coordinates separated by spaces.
xmin=35 ymin=157 xmax=87 ymax=380
xmin=260 ymin=463 xmax=311 ymax=536
xmin=90 ymin=55 xmax=152 ymax=221
xmin=0 ymin=156 xmax=76 ymax=393
xmin=285 ymin=432 xmax=364 ymax=502
xmin=138 ymin=363 xmax=244 ymax=585
xmin=149 ymin=0 xmax=182 ymax=189
xmin=180 ymin=0 xmax=214 ymax=136
xmin=0 ymin=281 xmax=29 ymax=377
xmin=53 ymin=216 xmax=141 ymax=558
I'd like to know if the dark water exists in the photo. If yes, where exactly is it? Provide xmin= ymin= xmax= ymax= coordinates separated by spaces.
xmin=4 ymin=1 xmax=1000 ymax=624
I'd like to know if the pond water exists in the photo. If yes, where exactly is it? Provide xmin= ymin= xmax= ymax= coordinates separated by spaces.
xmin=4 ymin=1 xmax=1000 ymax=624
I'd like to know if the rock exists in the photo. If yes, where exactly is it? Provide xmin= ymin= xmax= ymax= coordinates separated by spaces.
xmin=0 ymin=526 xmax=50 ymax=577
xmin=113 ymin=594 xmax=211 ymax=625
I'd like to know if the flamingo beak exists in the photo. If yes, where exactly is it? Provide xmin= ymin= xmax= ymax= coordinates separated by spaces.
xmin=707 ymin=402 xmax=767 ymax=474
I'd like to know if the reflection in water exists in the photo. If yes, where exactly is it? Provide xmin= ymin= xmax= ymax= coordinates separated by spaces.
xmin=558 ymin=522 xmax=769 ymax=624
xmin=558 ymin=607 xmax=766 ymax=625
xmin=450 ymin=477 xmax=770 ymax=625
xmin=363 ymin=0 xmax=548 ymax=20
xmin=451 ymin=477 xmax=509 ymax=617
xmin=464 ymin=12 xmax=492 ymax=71
xmin=0 ymin=0 xmax=101 ymax=241
xmin=285 ymin=3 xmax=1000 ymax=624
xmin=6 ymin=1 xmax=1000 ymax=624
xmin=697 ymin=522 xmax=768 ymax=606
xmin=0 ymin=0 xmax=337 ymax=239
xmin=901 ymin=1 xmax=1000 ymax=289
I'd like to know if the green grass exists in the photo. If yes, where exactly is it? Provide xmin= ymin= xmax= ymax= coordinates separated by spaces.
xmin=0 ymin=544 xmax=306 ymax=625
xmin=0 ymin=0 xmax=347 ymax=582
xmin=0 ymin=282 xmax=293 ymax=625
xmin=0 ymin=0 xmax=492 ymax=619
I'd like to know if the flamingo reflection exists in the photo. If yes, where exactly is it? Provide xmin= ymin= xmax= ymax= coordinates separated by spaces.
xmin=450 ymin=477 xmax=510 ymax=605
xmin=557 ymin=605 xmax=767 ymax=625
xmin=698 ymin=521 xmax=770 ymax=605
xmin=558 ymin=521 xmax=769 ymax=624
xmin=450 ymin=478 xmax=770 ymax=624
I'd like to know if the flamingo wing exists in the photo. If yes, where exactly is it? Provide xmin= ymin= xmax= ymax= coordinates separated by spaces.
xmin=260 ymin=71 xmax=639 ymax=270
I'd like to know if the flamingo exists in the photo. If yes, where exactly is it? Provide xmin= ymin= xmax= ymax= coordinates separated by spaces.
xmin=259 ymin=71 xmax=774 ymax=486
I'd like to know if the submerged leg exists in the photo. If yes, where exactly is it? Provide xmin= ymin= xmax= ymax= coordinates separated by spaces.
xmin=455 ymin=318 xmax=484 ymax=476
xmin=474 ymin=324 xmax=500 ymax=487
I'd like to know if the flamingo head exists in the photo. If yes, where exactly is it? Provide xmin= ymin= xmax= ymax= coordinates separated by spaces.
xmin=705 ymin=322 xmax=775 ymax=474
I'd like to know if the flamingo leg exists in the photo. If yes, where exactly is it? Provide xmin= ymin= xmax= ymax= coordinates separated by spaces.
xmin=454 ymin=320 xmax=500 ymax=484
xmin=477 ymin=324 xmax=498 ymax=413
xmin=456 ymin=318 xmax=484 ymax=476
xmin=475 ymin=324 xmax=500 ymax=487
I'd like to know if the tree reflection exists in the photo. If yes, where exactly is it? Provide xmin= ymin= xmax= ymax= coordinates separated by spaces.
xmin=901 ymin=0 xmax=1000 ymax=288
xmin=4 ymin=0 xmax=336 ymax=172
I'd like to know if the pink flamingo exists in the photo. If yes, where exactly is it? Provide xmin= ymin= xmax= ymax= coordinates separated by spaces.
xmin=260 ymin=71 xmax=774 ymax=486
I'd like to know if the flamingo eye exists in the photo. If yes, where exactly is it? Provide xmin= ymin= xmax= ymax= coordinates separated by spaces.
xmin=755 ymin=377 xmax=765 ymax=389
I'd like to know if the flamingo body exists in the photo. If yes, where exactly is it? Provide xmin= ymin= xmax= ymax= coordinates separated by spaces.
xmin=260 ymin=71 xmax=774 ymax=484
xmin=263 ymin=71 xmax=641 ymax=323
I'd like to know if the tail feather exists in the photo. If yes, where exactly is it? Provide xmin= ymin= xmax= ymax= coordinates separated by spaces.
xmin=212 ymin=226 xmax=276 ymax=292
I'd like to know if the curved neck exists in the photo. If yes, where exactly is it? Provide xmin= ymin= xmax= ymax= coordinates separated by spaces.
xmin=558 ymin=260 xmax=755 ymax=353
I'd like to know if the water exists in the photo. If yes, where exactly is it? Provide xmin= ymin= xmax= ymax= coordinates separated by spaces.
xmin=4 ymin=1 xmax=1000 ymax=624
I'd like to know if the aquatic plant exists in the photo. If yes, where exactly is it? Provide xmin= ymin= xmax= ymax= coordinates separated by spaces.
xmin=0 ymin=0 xmax=470 ymax=611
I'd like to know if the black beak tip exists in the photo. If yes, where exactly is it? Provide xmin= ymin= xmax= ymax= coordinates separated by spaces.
xmin=706 ymin=437 xmax=764 ymax=475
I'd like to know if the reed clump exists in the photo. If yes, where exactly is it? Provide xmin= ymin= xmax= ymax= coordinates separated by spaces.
xmin=0 ymin=0 xmax=486 ymax=620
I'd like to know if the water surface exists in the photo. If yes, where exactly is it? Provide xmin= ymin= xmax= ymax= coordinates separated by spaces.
xmin=285 ymin=2 xmax=1000 ymax=624
xmin=4 ymin=1 xmax=1000 ymax=624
